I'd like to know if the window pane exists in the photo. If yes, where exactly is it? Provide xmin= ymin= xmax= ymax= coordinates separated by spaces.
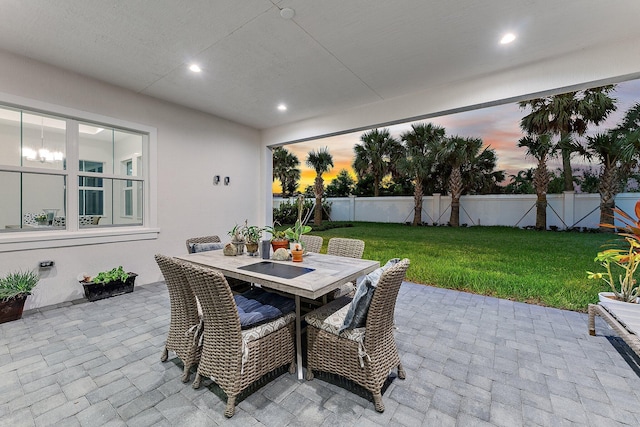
xmin=0 ymin=107 xmax=22 ymax=167
xmin=0 ymin=171 xmax=21 ymax=230
xmin=21 ymin=113 xmax=66 ymax=171
xmin=78 ymin=124 xmax=143 ymax=177
xmin=0 ymin=172 xmax=66 ymax=231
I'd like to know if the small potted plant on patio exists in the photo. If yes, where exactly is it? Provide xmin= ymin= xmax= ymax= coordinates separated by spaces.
xmin=79 ymin=266 xmax=137 ymax=302
xmin=588 ymin=200 xmax=640 ymax=307
xmin=0 ymin=270 xmax=39 ymax=323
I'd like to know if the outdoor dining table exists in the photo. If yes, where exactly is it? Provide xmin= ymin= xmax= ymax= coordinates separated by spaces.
xmin=177 ymin=249 xmax=380 ymax=379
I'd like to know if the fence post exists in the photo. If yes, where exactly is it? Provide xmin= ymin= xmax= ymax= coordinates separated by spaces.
xmin=349 ymin=195 xmax=356 ymax=222
xmin=563 ymin=191 xmax=575 ymax=230
xmin=432 ymin=193 xmax=441 ymax=225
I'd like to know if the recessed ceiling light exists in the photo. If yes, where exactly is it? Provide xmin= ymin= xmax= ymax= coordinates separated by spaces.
xmin=280 ymin=8 xmax=295 ymax=20
xmin=277 ymin=104 xmax=287 ymax=111
xmin=500 ymin=33 xmax=516 ymax=44
xmin=189 ymin=64 xmax=202 ymax=72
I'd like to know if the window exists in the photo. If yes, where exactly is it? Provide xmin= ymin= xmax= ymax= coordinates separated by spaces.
xmin=79 ymin=160 xmax=104 ymax=216
xmin=0 ymin=98 xmax=157 ymax=250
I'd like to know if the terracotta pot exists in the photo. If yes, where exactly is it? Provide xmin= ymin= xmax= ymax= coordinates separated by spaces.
xmin=291 ymin=249 xmax=304 ymax=262
xmin=271 ymin=240 xmax=289 ymax=252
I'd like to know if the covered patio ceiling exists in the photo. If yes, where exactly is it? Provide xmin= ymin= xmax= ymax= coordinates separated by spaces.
xmin=0 ymin=1 xmax=638 ymax=130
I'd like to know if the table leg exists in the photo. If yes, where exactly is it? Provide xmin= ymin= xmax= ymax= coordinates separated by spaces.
xmin=295 ymin=295 xmax=303 ymax=380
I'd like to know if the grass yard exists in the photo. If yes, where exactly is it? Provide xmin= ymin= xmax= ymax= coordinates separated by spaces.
xmin=309 ymin=222 xmax=617 ymax=312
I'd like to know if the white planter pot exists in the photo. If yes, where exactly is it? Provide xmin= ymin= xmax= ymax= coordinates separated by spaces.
xmin=599 ymin=292 xmax=640 ymax=305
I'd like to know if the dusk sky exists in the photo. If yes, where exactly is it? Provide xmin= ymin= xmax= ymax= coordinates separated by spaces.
xmin=276 ymin=78 xmax=640 ymax=194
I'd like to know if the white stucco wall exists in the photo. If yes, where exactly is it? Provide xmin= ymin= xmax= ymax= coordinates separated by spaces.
xmin=0 ymin=50 xmax=262 ymax=310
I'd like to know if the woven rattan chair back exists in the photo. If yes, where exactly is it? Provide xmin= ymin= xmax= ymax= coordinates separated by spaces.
xmin=181 ymin=261 xmax=295 ymax=417
xmin=364 ymin=258 xmax=410 ymax=348
xmin=299 ymin=235 xmax=323 ymax=253
xmin=185 ymin=235 xmax=221 ymax=253
xmin=327 ymin=237 xmax=365 ymax=259
xmin=306 ymin=258 xmax=410 ymax=413
xmin=154 ymin=254 xmax=202 ymax=383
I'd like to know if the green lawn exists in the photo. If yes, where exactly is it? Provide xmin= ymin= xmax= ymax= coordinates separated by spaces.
xmin=309 ymin=222 xmax=617 ymax=312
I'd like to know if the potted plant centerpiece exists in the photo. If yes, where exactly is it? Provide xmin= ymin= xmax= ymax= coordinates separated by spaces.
xmin=588 ymin=200 xmax=640 ymax=307
xmin=79 ymin=266 xmax=137 ymax=302
xmin=228 ymin=223 xmax=246 ymax=255
xmin=35 ymin=214 xmax=48 ymax=225
xmin=243 ymin=223 xmax=263 ymax=256
xmin=264 ymin=222 xmax=290 ymax=252
xmin=284 ymin=196 xmax=311 ymax=261
xmin=0 ymin=270 xmax=39 ymax=323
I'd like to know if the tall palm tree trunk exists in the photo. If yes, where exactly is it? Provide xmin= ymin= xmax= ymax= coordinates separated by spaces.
xmin=560 ymin=131 xmax=573 ymax=192
xmin=533 ymin=158 xmax=549 ymax=230
xmin=598 ymin=164 xmax=617 ymax=232
xmin=314 ymin=176 xmax=323 ymax=225
xmin=448 ymin=167 xmax=462 ymax=227
xmin=413 ymin=178 xmax=423 ymax=226
xmin=374 ymin=176 xmax=380 ymax=197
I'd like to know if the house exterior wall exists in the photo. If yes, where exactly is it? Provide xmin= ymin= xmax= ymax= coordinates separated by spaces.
xmin=0 ymin=50 xmax=262 ymax=310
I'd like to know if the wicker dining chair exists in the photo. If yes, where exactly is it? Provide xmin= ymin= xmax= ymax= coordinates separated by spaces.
xmin=181 ymin=261 xmax=296 ymax=418
xmin=305 ymin=258 xmax=410 ymax=412
xmin=327 ymin=237 xmax=365 ymax=259
xmin=327 ymin=237 xmax=365 ymax=298
xmin=154 ymin=254 xmax=202 ymax=383
xmin=185 ymin=235 xmax=221 ymax=253
xmin=299 ymin=234 xmax=323 ymax=253
xmin=186 ymin=235 xmax=250 ymax=292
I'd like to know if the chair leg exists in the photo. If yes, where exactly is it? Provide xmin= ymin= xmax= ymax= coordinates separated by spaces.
xmin=305 ymin=368 xmax=314 ymax=380
xmin=160 ymin=347 xmax=168 ymax=362
xmin=288 ymin=361 xmax=296 ymax=375
xmin=192 ymin=372 xmax=202 ymax=389
xmin=181 ymin=364 xmax=191 ymax=383
xmin=398 ymin=362 xmax=406 ymax=379
xmin=224 ymin=395 xmax=237 ymax=418
xmin=372 ymin=392 xmax=385 ymax=412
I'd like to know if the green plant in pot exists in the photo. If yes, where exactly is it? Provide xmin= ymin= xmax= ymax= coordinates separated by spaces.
xmin=264 ymin=222 xmax=289 ymax=252
xmin=0 ymin=270 xmax=39 ymax=323
xmin=243 ymin=224 xmax=263 ymax=255
xmin=284 ymin=195 xmax=312 ymax=248
xmin=79 ymin=266 xmax=137 ymax=302
xmin=588 ymin=200 xmax=640 ymax=304
xmin=34 ymin=214 xmax=48 ymax=225
xmin=228 ymin=223 xmax=246 ymax=255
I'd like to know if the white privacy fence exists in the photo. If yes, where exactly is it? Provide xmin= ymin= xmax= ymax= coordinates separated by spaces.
xmin=274 ymin=193 xmax=640 ymax=229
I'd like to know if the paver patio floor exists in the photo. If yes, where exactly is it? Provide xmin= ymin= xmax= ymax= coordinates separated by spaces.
xmin=2 ymin=281 xmax=640 ymax=426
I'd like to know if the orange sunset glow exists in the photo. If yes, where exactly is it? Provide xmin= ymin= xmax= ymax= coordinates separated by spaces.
xmin=272 ymin=79 xmax=640 ymax=195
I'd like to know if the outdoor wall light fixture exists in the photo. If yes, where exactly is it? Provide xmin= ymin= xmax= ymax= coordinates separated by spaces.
xmin=224 ymin=177 xmax=230 ymax=185
xmin=213 ymin=175 xmax=220 ymax=185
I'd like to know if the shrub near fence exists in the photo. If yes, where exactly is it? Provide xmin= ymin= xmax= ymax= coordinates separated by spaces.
xmin=274 ymin=193 xmax=640 ymax=229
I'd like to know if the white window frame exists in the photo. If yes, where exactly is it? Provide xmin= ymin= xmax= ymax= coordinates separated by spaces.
xmin=0 ymin=92 xmax=158 ymax=253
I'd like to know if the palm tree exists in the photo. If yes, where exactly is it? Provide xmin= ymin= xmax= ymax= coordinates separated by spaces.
xmin=306 ymin=147 xmax=334 ymax=225
xmin=398 ymin=123 xmax=445 ymax=225
xmin=272 ymin=147 xmax=300 ymax=196
xmin=519 ymin=86 xmax=617 ymax=192
xmin=590 ymin=103 xmax=640 ymax=230
xmin=436 ymin=136 xmax=484 ymax=227
xmin=517 ymin=134 xmax=554 ymax=230
xmin=353 ymin=128 xmax=403 ymax=197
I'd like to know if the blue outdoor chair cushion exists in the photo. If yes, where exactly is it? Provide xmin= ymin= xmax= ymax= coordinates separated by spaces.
xmin=190 ymin=242 xmax=225 ymax=253
xmin=234 ymin=288 xmax=295 ymax=330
